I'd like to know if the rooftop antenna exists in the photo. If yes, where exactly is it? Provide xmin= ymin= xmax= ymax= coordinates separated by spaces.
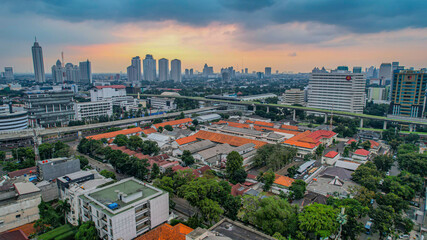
xmin=35 ymin=36 xmax=37 ymax=42
xmin=61 ymin=51 xmax=64 ymax=67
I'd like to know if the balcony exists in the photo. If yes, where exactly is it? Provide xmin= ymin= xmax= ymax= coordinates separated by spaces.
xmin=102 ymin=226 xmax=108 ymax=232
xmin=136 ymin=223 xmax=150 ymax=232
xmin=136 ymin=215 xmax=149 ymax=223
xmin=135 ymin=206 xmax=148 ymax=215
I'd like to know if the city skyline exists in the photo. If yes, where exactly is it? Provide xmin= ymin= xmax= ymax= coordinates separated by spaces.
xmin=1 ymin=0 xmax=426 ymax=73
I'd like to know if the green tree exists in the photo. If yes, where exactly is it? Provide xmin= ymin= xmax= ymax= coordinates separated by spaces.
xmin=113 ymin=134 xmax=128 ymax=146
xmin=260 ymin=170 xmax=275 ymax=192
xmin=157 ymin=126 xmax=164 ymax=132
xmin=164 ymin=125 xmax=173 ymax=131
xmin=404 ymin=133 xmax=419 ymax=144
xmin=99 ymin=170 xmax=116 ymax=180
xmin=38 ymin=143 xmax=54 ymax=160
xmin=299 ymin=203 xmax=339 ymax=238
xmin=141 ymin=140 xmax=160 ymax=155
xmin=376 ymin=192 xmax=408 ymax=212
xmin=153 ymin=118 xmax=162 ymax=124
xmin=373 ymin=155 xmax=394 ymax=172
xmin=151 ymin=163 xmax=160 ymax=180
xmin=361 ymin=141 xmax=371 ymax=150
xmin=182 ymin=150 xmax=195 ymax=166
xmin=56 ymin=199 xmax=71 ymax=224
xmin=0 ymin=151 xmax=5 ymax=162
xmin=287 ymin=165 xmax=297 ymax=178
xmin=343 ymin=147 xmax=350 ymax=157
xmin=226 ymin=151 xmax=247 ymax=184
xmin=397 ymin=152 xmax=427 ymax=177
xmin=370 ymin=205 xmax=396 ymax=239
xmin=352 ymin=162 xmax=382 ymax=191
xmin=75 ymin=221 xmax=98 ymax=240
xmin=77 ymin=156 xmax=89 ymax=168
xmin=289 ymin=180 xmax=306 ymax=200
xmin=198 ymin=198 xmax=224 ymax=224
xmin=254 ymin=144 xmax=297 ymax=170
xmin=315 ymin=144 xmax=325 ymax=159
xmin=128 ymin=135 xmax=143 ymax=150
xmin=192 ymin=119 xmax=199 ymax=126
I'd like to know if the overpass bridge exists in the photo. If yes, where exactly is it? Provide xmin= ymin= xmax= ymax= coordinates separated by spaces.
xmin=0 ymin=106 xmax=218 ymax=143
xmin=140 ymin=94 xmax=427 ymax=130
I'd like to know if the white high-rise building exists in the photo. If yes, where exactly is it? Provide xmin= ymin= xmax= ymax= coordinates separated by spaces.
xmin=143 ymin=54 xmax=156 ymax=81
xmin=32 ymin=39 xmax=46 ymax=83
xmin=127 ymin=56 xmax=141 ymax=83
xmin=158 ymin=58 xmax=169 ymax=81
xmin=307 ymin=67 xmax=366 ymax=113
xmin=378 ymin=63 xmax=392 ymax=85
xmin=4 ymin=67 xmax=13 ymax=80
xmin=170 ymin=59 xmax=181 ymax=82
xmin=79 ymin=60 xmax=92 ymax=85
xmin=65 ymin=63 xmax=80 ymax=82
xmin=52 ymin=60 xmax=65 ymax=83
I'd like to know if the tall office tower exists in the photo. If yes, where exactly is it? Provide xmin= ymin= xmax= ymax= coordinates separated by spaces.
xmin=184 ymin=69 xmax=189 ymax=78
xmin=392 ymin=62 xmax=399 ymax=71
xmin=245 ymin=68 xmax=248 ymax=74
xmin=51 ymin=60 xmax=65 ymax=83
xmin=131 ymin=56 xmax=142 ymax=82
xmin=4 ymin=67 xmax=14 ymax=80
xmin=79 ymin=60 xmax=92 ymax=85
xmin=127 ymin=65 xmax=138 ymax=82
xmin=379 ymin=63 xmax=392 ymax=85
xmin=366 ymin=66 xmax=376 ymax=78
xmin=390 ymin=69 xmax=427 ymax=118
xmin=32 ymin=39 xmax=46 ymax=83
xmin=143 ymin=54 xmax=156 ymax=81
xmin=307 ymin=66 xmax=366 ymax=113
xmin=189 ymin=69 xmax=193 ymax=76
xmin=265 ymin=67 xmax=272 ymax=76
xmin=170 ymin=59 xmax=181 ymax=82
xmin=203 ymin=64 xmax=214 ymax=76
xmin=353 ymin=67 xmax=362 ymax=73
xmin=65 ymin=63 xmax=80 ymax=82
xmin=158 ymin=58 xmax=169 ymax=81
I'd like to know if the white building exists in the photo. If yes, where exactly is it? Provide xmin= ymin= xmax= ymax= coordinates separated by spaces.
xmin=171 ymin=59 xmax=181 ymax=82
xmin=282 ymin=89 xmax=305 ymax=105
xmin=158 ymin=58 xmax=169 ymax=82
xmin=75 ymin=100 xmax=113 ymax=121
xmin=127 ymin=56 xmax=141 ymax=83
xmin=195 ymin=114 xmax=221 ymax=122
xmin=148 ymin=97 xmax=176 ymax=110
xmin=79 ymin=178 xmax=169 ymax=240
xmin=90 ymin=85 xmax=127 ymax=102
xmin=52 ymin=60 xmax=64 ymax=83
xmin=143 ymin=54 xmax=156 ymax=81
xmin=308 ymin=67 xmax=366 ymax=113
xmin=32 ymin=39 xmax=46 ymax=83
xmin=65 ymin=63 xmax=80 ymax=82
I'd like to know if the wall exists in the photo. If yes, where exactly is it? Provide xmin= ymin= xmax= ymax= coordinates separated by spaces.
xmin=0 ymin=193 xmax=41 ymax=232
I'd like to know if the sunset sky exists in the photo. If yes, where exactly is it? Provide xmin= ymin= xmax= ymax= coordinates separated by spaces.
xmin=1 ymin=0 xmax=426 ymax=73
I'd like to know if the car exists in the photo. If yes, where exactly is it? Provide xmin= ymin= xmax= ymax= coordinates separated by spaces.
xmin=386 ymin=171 xmax=390 ymax=176
xmin=399 ymin=234 xmax=409 ymax=239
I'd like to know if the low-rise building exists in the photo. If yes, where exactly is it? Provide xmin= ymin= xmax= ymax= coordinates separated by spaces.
xmin=87 ymin=127 xmax=143 ymax=141
xmin=322 ymin=151 xmax=340 ymax=165
xmin=282 ymin=88 xmax=305 ymax=105
xmin=272 ymin=174 xmax=295 ymax=194
xmin=134 ymin=223 xmax=193 ymax=240
xmin=0 ymin=182 xmax=41 ymax=232
xmin=153 ymin=118 xmax=193 ymax=130
xmin=195 ymin=114 xmax=221 ymax=123
xmin=37 ymin=157 xmax=80 ymax=181
xmin=283 ymin=130 xmax=337 ymax=157
xmin=74 ymin=100 xmax=113 ymax=121
xmin=148 ymin=97 xmax=176 ymax=110
xmin=172 ymin=139 xmax=216 ymax=157
xmin=352 ymin=149 xmax=370 ymax=162
xmin=79 ymin=178 xmax=169 ymax=240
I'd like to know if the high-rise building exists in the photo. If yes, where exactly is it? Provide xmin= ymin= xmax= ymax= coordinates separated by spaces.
xmin=307 ymin=66 xmax=366 ymax=113
xmin=127 ymin=66 xmax=137 ymax=83
xmin=189 ymin=69 xmax=193 ymax=76
xmin=79 ymin=60 xmax=92 ymax=85
xmin=131 ymin=56 xmax=142 ymax=82
xmin=203 ymin=64 xmax=213 ymax=76
xmin=158 ymin=58 xmax=169 ymax=81
xmin=184 ymin=69 xmax=189 ymax=78
xmin=390 ymin=69 xmax=427 ymax=118
xmin=170 ymin=59 xmax=181 ymax=82
xmin=282 ymin=89 xmax=305 ymax=106
xmin=392 ymin=62 xmax=399 ymax=71
xmin=32 ymin=39 xmax=46 ymax=83
xmin=143 ymin=54 xmax=156 ymax=81
xmin=353 ymin=67 xmax=362 ymax=73
xmin=379 ymin=63 xmax=392 ymax=85
xmin=65 ymin=63 xmax=80 ymax=82
xmin=265 ymin=67 xmax=272 ymax=76
xmin=245 ymin=68 xmax=248 ymax=74
xmin=52 ymin=60 xmax=65 ymax=83
xmin=4 ymin=67 xmax=13 ymax=80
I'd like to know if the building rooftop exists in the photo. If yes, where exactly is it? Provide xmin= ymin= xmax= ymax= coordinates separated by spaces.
xmin=274 ymin=174 xmax=295 ymax=188
xmin=354 ymin=149 xmax=370 ymax=156
xmin=94 ymin=85 xmax=126 ymax=89
xmin=134 ymin=223 xmax=193 ymax=240
xmin=8 ymin=166 xmax=37 ymax=178
xmin=324 ymin=151 xmax=339 ymax=158
xmin=175 ymin=135 xmax=198 ymax=145
xmin=154 ymin=118 xmax=192 ymax=129
xmin=141 ymin=128 xmax=157 ymax=135
xmin=82 ymin=178 xmax=163 ymax=216
xmin=210 ymin=218 xmax=275 ymax=240
xmin=298 ymin=160 xmax=316 ymax=173
xmin=193 ymin=130 xmax=268 ymax=149
xmin=334 ymin=160 xmax=360 ymax=171
xmin=179 ymin=139 xmax=216 ymax=154
xmin=87 ymin=127 xmax=143 ymax=140
xmin=57 ymin=170 xmax=94 ymax=184
xmin=14 ymin=182 xmax=40 ymax=195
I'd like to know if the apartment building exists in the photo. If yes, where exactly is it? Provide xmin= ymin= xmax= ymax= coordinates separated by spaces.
xmin=79 ymin=178 xmax=169 ymax=240
xmin=74 ymin=100 xmax=113 ymax=121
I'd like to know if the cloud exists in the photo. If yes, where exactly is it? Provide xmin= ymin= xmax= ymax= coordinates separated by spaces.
xmin=288 ymin=52 xmax=297 ymax=57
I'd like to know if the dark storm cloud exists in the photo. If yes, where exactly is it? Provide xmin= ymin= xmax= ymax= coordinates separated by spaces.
xmin=4 ymin=0 xmax=427 ymax=33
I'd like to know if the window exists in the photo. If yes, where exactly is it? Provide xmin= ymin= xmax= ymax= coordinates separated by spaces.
xmin=16 ymin=214 xmax=21 ymax=218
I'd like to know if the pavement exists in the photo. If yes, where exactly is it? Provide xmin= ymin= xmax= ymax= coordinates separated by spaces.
xmin=172 ymin=197 xmax=199 ymax=217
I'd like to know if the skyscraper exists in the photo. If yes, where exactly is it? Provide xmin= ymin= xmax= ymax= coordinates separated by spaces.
xmin=379 ymin=63 xmax=392 ymax=85
xmin=265 ymin=67 xmax=272 ymax=76
xmin=203 ymin=64 xmax=214 ymax=76
xmin=189 ymin=69 xmax=193 ymax=76
xmin=245 ymin=68 xmax=248 ymax=74
xmin=158 ymin=58 xmax=169 ymax=81
xmin=307 ymin=66 xmax=366 ymax=113
xmin=171 ymin=59 xmax=181 ymax=82
xmin=127 ymin=65 xmax=137 ymax=83
xmin=79 ymin=60 xmax=92 ymax=85
xmin=52 ymin=60 xmax=65 ymax=83
xmin=32 ymin=39 xmax=45 ymax=83
xmin=390 ymin=69 xmax=427 ymax=118
xmin=143 ymin=54 xmax=156 ymax=81
xmin=4 ymin=67 xmax=13 ymax=80
xmin=131 ymin=56 xmax=142 ymax=82
xmin=65 ymin=63 xmax=80 ymax=82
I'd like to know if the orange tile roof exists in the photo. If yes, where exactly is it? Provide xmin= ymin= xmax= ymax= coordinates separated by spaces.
xmin=154 ymin=118 xmax=192 ymax=128
xmin=283 ymin=130 xmax=318 ymax=149
xmin=245 ymin=120 xmax=255 ymax=124
xmin=142 ymin=128 xmax=157 ymax=135
xmin=134 ymin=223 xmax=193 ymax=240
xmin=274 ymin=174 xmax=295 ymax=187
xmin=175 ymin=135 xmax=198 ymax=145
xmin=87 ymin=127 xmax=143 ymax=140
xmin=253 ymin=121 xmax=275 ymax=127
xmin=193 ymin=130 xmax=268 ymax=149
xmin=324 ymin=151 xmax=339 ymax=158
xmin=280 ymin=124 xmax=299 ymax=131
xmin=369 ymin=140 xmax=380 ymax=148
xmin=216 ymin=120 xmax=251 ymax=129
xmin=253 ymin=125 xmax=299 ymax=135
xmin=346 ymin=139 xmax=357 ymax=144
xmin=354 ymin=149 xmax=370 ymax=156
xmin=7 ymin=223 xmax=36 ymax=236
